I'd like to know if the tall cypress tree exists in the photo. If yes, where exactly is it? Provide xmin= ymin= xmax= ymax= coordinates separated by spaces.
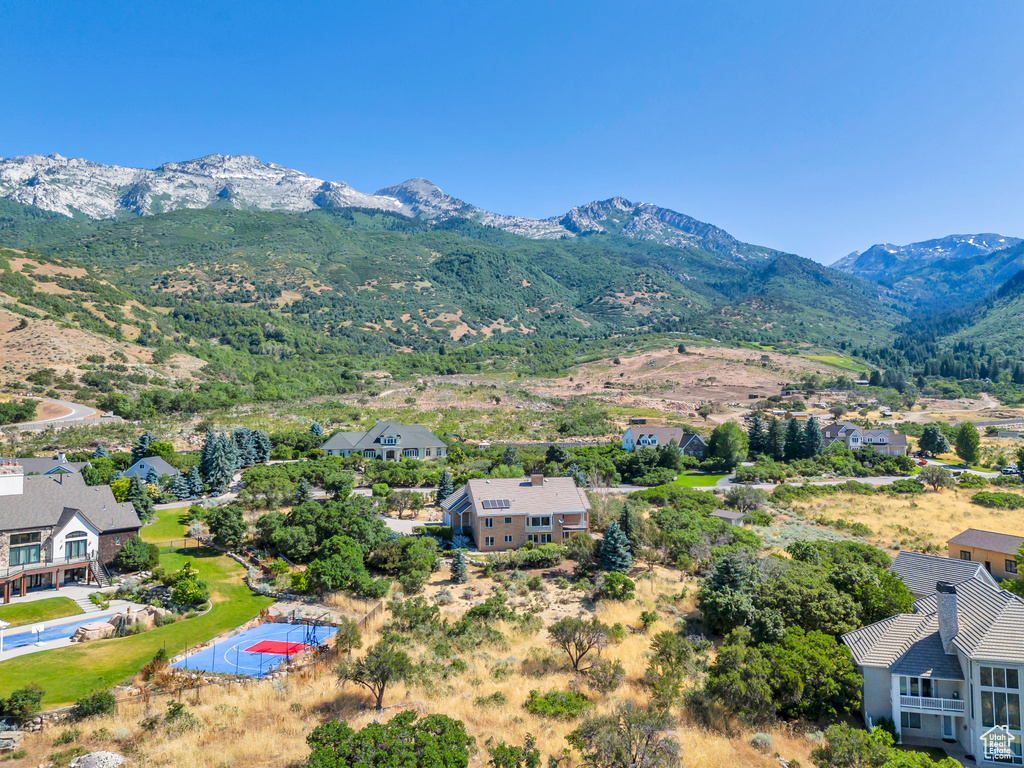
xmin=131 ymin=431 xmax=156 ymax=464
xmin=600 ymin=521 xmax=633 ymax=572
xmin=436 ymin=468 xmax=455 ymax=505
xmin=783 ymin=419 xmax=804 ymax=462
xmin=802 ymin=417 xmax=824 ymax=459
xmin=766 ymin=417 xmax=785 ymax=461
xmin=618 ymin=505 xmax=639 ymax=555
xmin=747 ymin=412 xmax=766 ymax=458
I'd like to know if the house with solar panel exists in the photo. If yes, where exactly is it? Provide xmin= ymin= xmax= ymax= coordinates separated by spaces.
xmin=439 ymin=471 xmax=590 ymax=551
xmin=843 ymin=575 xmax=1024 ymax=762
xmin=320 ymin=421 xmax=447 ymax=461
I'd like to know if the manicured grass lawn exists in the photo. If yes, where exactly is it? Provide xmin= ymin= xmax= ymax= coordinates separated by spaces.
xmin=0 ymin=597 xmax=83 ymax=629
xmin=0 ymin=547 xmax=274 ymax=707
xmin=671 ymin=472 xmax=729 ymax=487
xmin=141 ymin=507 xmax=190 ymax=544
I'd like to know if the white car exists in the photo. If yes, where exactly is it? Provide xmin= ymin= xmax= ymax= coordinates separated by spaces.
xmin=1002 ymin=465 xmax=1019 ymax=475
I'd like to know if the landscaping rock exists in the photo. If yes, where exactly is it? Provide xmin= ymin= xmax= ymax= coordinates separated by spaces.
xmin=69 ymin=751 xmax=128 ymax=768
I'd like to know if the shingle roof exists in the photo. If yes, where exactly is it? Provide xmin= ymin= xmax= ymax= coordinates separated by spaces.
xmin=626 ymin=427 xmax=702 ymax=447
xmin=124 ymin=456 xmax=179 ymax=478
xmin=0 ymin=456 xmax=88 ymax=475
xmin=891 ymin=550 xmax=999 ymax=597
xmin=0 ymin=473 xmax=140 ymax=533
xmin=321 ymin=421 xmax=446 ymax=452
xmin=947 ymin=528 xmax=1024 ymax=556
xmin=442 ymin=476 xmax=590 ymax=517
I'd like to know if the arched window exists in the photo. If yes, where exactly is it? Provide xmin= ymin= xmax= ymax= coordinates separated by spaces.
xmin=66 ymin=531 xmax=88 ymax=539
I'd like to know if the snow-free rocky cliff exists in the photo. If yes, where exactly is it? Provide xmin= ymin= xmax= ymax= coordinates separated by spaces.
xmin=0 ymin=153 xmax=779 ymax=259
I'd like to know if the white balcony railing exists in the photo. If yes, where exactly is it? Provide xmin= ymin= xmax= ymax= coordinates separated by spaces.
xmin=900 ymin=695 xmax=966 ymax=713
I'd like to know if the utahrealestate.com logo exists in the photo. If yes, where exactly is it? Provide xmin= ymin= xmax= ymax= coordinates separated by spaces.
xmin=983 ymin=725 xmax=1018 ymax=760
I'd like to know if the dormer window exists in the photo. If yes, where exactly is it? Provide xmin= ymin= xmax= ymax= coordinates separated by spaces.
xmin=382 ymin=436 xmax=397 ymax=445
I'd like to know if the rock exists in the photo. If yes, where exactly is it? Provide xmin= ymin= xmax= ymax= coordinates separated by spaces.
xmin=69 ymin=751 xmax=128 ymax=768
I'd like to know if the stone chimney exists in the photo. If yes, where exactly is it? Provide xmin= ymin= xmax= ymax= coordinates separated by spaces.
xmin=0 ymin=462 xmax=24 ymax=496
xmin=936 ymin=581 xmax=959 ymax=654
xmin=531 ymin=470 xmax=544 ymax=487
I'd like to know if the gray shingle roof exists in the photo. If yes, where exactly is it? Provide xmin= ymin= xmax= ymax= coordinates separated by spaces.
xmin=0 ymin=456 xmax=88 ymax=475
xmin=947 ymin=528 xmax=1024 ymax=556
xmin=123 ymin=456 xmax=179 ymax=479
xmin=321 ymin=421 xmax=446 ymax=452
xmin=891 ymin=550 xmax=999 ymax=597
xmin=441 ymin=476 xmax=590 ymax=517
xmin=0 ymin=473 xmax=140 ymax=533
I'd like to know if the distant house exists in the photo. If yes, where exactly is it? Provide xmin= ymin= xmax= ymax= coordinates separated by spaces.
xmin=320 ymin=420 xmax=447 ymax=461
xmin=122 ymin=456 xmax=180 ymax=481
xmin=821 ymin=421 xmax=908 ymax=457
xmin=947 ymin=528 xmax=1024 ymax=581
xmin=440 ymin=472 xmax=589 ymax=551
xmin=710 ymin=510 xmax=752 ymax=527
xmin=890 ymin=550 xmax=999 ymax=599
xmin=785 ymin=411 xmax=810 ymax=421
xmin=843 ymin=577 xmax=1024 ymax=758
xmin=0 ymin=463 xmax=140 ymax=603
xmin=621 ymin=427 xmax=706 ymax=458
xmin=0 ymin=454 xmax=87 ymax=475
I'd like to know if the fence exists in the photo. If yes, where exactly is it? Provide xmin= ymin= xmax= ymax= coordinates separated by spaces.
xmin=153 ymin=539 xmax=202 ymax=554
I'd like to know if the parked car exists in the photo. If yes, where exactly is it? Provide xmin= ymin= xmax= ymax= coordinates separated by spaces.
xmin=917 ymin=459 xmax=928 ymax=466
xmin=1002 ymin=465 xmax=1019 ymax=475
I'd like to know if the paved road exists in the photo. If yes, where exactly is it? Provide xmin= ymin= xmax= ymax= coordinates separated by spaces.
xmin=14 ymin=396 xmax=101 ymax=429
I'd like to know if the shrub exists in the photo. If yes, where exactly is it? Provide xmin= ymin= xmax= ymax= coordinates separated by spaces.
xmin=883 ymin=479 xmax=924 ymax=495
xmin=750 ymin=733 xmax=773 ymax=753
xmin=972 ymin=491 xmax=1024 ymax=510
xmin=526 ymin=575 xmax=543 ymax=591
xmin=958 ymin=473 xmax=989 ymax=488
xmin=524 ymin=689 xmax=592 ymax=719
xmin=0 ymin=684 xmax=44 ymax=721
xmin=53 ymin=728 xmax=81 ymax=746
xmin=72 ymin=692 xmax=116 ymax=720
xmin=639 ymin=610 xmax=659 ymax=631
xmin=596 ymin=572 xmax=636 ymax=601
xmin=587 ymin=659 xmax=625 ymax=694
xmin=475 ymin=691 xmax=508 ymax=708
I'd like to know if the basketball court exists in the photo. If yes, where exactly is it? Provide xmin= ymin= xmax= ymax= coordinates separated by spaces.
xmin=173 ymin=622 xmax=337 ymax=678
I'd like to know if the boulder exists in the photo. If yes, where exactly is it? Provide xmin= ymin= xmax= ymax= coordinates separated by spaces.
xmin=69 ymin=751 xmax=128 ymax=768
xmin=71 ymin=622 xmax=116 ymax=643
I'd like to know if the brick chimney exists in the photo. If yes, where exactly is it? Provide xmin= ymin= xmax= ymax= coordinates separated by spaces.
xmin=530 ymin=470 xmax=544 ymax=487
xmin=936 ymin=581 xmax=959 ymax=654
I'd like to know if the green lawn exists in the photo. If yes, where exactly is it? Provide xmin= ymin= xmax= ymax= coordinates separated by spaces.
xmin=800 ymin=354 xmax=870 ymax=374
xmin=671 ymin=472 xmax=729 ymax=487
xmin=141 ymin=506 xmax=190 ymax=544
xmin=0 ymin=547 xmax=274 ymax=707
xmin=0 ymin=597 xmax=83 ymax=629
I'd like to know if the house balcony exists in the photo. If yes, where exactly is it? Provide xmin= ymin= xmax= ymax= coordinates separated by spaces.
xmin=900 ymin=695 xmax=966 ymax=713
xmin=0 ymin=552 xmax=93 ymax=581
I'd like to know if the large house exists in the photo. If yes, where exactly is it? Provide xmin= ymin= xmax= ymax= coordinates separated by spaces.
xmin=320 ymin=421 xmax=447 ymax=461
xmin=122 ymin=456 xmax=180 ymax=481
xmin=891 ymin=550 xmax=999 ymax=599
xmin=0 ymin=463 xmax=140 ymax=603
xmin=0 ymin=454 xmax=88 ymax=476
xmin=440 ymin=472 xmax=590 ymax=551
xmin=948 ymin=529 xmax=1023 ymax=581
xmin=621 ymin=427 xmax=706 ymax=458
xmin=843 ymin=577 xmax=1024 ymax=763
xmin=822 ymin=421 xmax=908 ymax=457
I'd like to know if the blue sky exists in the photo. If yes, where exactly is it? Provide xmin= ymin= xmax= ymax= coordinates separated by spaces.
xmin=2 ymin=0 xmax=1022 ymax=263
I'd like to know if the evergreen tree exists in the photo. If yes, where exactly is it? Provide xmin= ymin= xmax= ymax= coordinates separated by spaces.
xmin=436 ymin=468 xmax=455 ymax=505
xmin=91 ymin=445 xmax=109 ymax=459
xmin=618 ymin=505 xmax=639 ymax=555
xmin=186 ymin=466 xmax=204 ymax=498
xmin=222 ymin=433 xmax=241 ymax=472
xmin=783 ymin=419 xmax=804 ymax=462
xmin=252 ymin=430 xmax=272 ymax=463
xmin=451 ymin=548 xmax=468 ymax=584
xmin=501 ymin=446 xmax=521 ymax=467
xmin=747 ymin=412 xmax=766 ymax=458
xmin=145 ymin=468 xmax=162 ymax=487
xmin=131 ymin=430 xmax=156 ymax=464
xmin=310 ymin=421 xmax=324 ymax=437
xmin=295 ymin=477 xmax=312 ymax=504
xmin=802 ymin=417 xmax=824 ymax=459
xmin=600 ymin=521 xmax=633 ymax=572
xmin=955 ymin=422 xmax=981 ymax=465
xmin=566 ymin=462 xmax=589 ymax=488
xmin=766 ymin=417 xmax=786 ymax=461
xmin=126 ymin=477 xmax=155 ymax=523
xmin=200 ymin=428 xmax=218 ymax=479
xmin=919 ymin=424 xmax=950 ymax=457
xmin=234 ymin=428 xmax=256 ymax=466
xmin=168 ymin=474 xmax=190 ymax=501
xmin=205 ymin=434 xmax=234 ymax=495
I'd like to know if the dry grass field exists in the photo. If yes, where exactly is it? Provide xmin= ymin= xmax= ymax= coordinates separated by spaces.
xmin=9 ymin=565 xmax=819 ymax=768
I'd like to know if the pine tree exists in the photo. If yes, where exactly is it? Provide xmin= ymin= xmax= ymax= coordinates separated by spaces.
xmin=168 ymin=474 xmax=190 ymax=501
xmin=802 ymin=417 xmax=823 ymax=459
xmin=186 ymin=466 xmax=204 ymax=498
xmin=783 ymin=419 xmax=804 ymax=462
xmin=252 ymin=430 xmax=272 ymax=463
xmin=566 ymin=462 xmax=589 ymax=488
xmin=436 ymin=468 xmax=455 ymax=505
xmin=451 ymin=548 xmax=468 ymax=584
xmin=91 ymin=445 xmax=109 ymax=459
xmin=200 ymin=428 xmax=217 ymax=480
xmin=747 ymin=412 xmax=766 ymax=458
xmin=310 ymin=421 xmax=324 ymax=437
xmin=295 ymin=477 xmax=312 ymax=504
xmin=222 ymin=433 xmax=240 ymax=472
xmin=145 ymin=467 xmax=162 ymax=487
xmin=618 ymin=505 xmax=639 ymax=555
xmin=126 ymin=477 xmax=155 ymax=523
xmin=919 ymin=424 xmax=950 ymax=457
xmin=234 ymin=428 xmax=256 ymax=466
xmin=955 ymin=422 xmax=981 ymax=465
xmin=205 ymin=434 xmax=234 ymax=495
xmin=501 ymin=446 xmax=521 ymax=467
xmin=600 ymin=521 xmax=633 ymax=572
xmin=131 ymin=431 xmax=156 ymax=464
xmin=766 ymin=417 xmax=785 ymax=461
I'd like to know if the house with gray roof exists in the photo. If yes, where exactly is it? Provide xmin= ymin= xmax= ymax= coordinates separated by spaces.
xmin=822 ymin=421 xmax=908 ymax=457
xmin=843 ymin=577 xmax=1024 ymax=762
xmin=948 ymin=529 xmax=1024 ymax=581
xmin=440 ymin=471 xmax=589 ymax=552
xmin=621 ymin=426 xmax=706 ymax=458
xmin=0 ymin=454 xmax=88 ymax=476
xmin=0 ymin=463 xmax=140 ymax=603
xmin=122 ymin=456 xmax=180 ymax=482
xmin=321 ymin=421 xmax=447 ymax=461
xmin=891 ymin=550 xmax=999 ymax=598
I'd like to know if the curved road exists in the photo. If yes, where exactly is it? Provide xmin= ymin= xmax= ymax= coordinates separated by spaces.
xmin=14 ymin=396 xmax=100 ymax=429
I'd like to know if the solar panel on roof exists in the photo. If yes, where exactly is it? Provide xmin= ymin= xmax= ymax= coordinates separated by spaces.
xmin=500 ymin=499 xmax=510 ymax=508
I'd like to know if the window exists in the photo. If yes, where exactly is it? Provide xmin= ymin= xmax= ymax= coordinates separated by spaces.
xmin=505 ymin=535 xmax=513 ymax=543
xmin=363 ymin=450 xmax=377 ymax=458
xmin=425 ymin=449 xmax=432 ymax=457
xmin=484 ymin=536 xmax=494 ymax=547
xmin=484 ymin=518 xmax=493 ymax=528
xmin=900 ymin=712 xmax=921 ymax=729
xmin=527 ymin=533 xmax=553 ymax=544
xmin=115 ymin=536 xmax=122 ymax=546
xmin=382 ymin=436 xmax=397 ymax=445
xmin=504 ymin=517 xmax=512 ymax=525
xmin=980 ymin=666 xmax=1022 ymax=735
xmin=402 ymin=449 xmax=418 ymax=458
xmin=1009 ymin=560 xmax=1019 ymax=575
xmin=900 ymin=677 xmax=932 ymax=698
xmin=9 ymin=531 xmax=41 ymax=567
xmin=960 ymin=550 xmax=972 ymax=561
xmin=66 ymin=531 xmax=87 ymax=539
xmin=528 ymin=516 xmax=551 ymax=528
